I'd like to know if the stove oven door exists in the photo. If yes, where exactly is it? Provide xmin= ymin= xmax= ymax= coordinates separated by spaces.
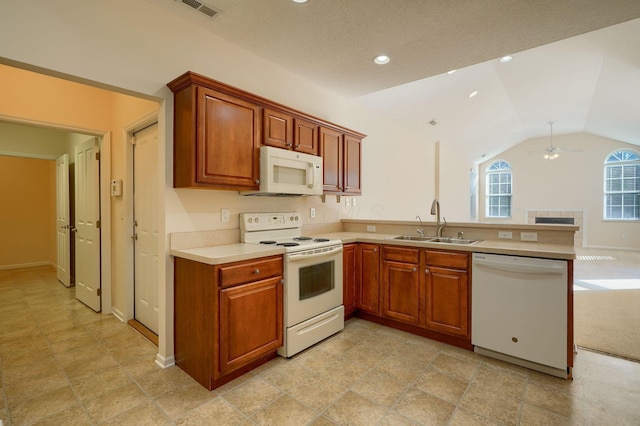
xmin=284 ymin=245 xmax=343 ymax=326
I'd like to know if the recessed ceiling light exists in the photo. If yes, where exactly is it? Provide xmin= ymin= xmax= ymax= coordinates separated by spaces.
xmin=292 ymin=0 xmax=308 ymax=3
xmin=500 ymin=55 xmax=513 ymax=63
xmin=373 ymin=55 xmax=390 ymax=65
xmin=447 ymin=69 xmax=457 ymax=75
xmin=468 ymin=90 xmax=479 ymax=98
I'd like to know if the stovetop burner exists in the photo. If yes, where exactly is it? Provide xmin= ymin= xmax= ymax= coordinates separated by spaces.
xmin=259 ymin=240 xmax=277 ymax=245
xmin=293 ymin=237 xmax=312 ymax=241
xmin=277 ymin=242 xmax=300 ymax=247
xmin=314 ymin=238 xmax=330 ymax=242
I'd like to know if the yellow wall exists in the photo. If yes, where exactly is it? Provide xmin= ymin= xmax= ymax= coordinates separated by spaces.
xmin=0 ymin=156 xmax=56 ymax=268
xmin=0 ymin=64 xmax=159 ymax=316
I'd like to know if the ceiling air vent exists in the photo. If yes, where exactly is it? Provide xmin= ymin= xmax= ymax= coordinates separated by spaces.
xmin=179 ymin=0 xmax=220 ymax=19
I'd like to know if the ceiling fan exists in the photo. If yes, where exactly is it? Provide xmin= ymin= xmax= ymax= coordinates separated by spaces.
xmin=531 ymin=122 xmax=581 ymax=160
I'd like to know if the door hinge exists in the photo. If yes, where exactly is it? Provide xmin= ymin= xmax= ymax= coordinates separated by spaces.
xmin=96 ymin=152 xmax=100 ymax=161
xmin=130 ymin=136 xmax=136 ymax=146
xmin=96 ymin=220 xmax=101 ymax=229
xmin=97 ymin=288 xmax=101 ymax=296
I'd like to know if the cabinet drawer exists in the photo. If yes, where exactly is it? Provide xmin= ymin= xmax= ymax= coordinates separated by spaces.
xmin=425 ymin=250 xmax=469 ymax=270
xmin=383 ymin=246 xmax=420 ymax=263
xmin=219 ymin=256 xmax=283 ymax=288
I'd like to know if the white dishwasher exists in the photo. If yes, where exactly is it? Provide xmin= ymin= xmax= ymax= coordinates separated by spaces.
xmin=472 ymin=253 xmax=568 ymax=378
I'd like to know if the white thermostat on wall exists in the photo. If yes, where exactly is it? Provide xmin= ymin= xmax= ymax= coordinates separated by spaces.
xmin=110 ymin=179 xmax=123 ymax=196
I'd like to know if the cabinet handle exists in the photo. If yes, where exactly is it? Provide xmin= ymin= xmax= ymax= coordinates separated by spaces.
xmin=254 ymin=268 xmax=260 ymax=274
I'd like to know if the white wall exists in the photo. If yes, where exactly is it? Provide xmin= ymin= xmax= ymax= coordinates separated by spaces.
xmin=479 ymin=132 xmax=640 ymax=249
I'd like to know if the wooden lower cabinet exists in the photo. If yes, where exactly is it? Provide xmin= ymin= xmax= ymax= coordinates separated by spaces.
xmin=381 ymin=246 xmax=420 ymax=326
xmin=355 ymin=243 xmax=380 ymax=315
xmin=423 ymin=250 xmax=470 ymax=338
xmin=354 ymin=245 xmax=471 ymax=349
xmin=342 ymin=243 xmax=357 ymax=318
xmin=174 ymin=255 xmax=283 ymax=390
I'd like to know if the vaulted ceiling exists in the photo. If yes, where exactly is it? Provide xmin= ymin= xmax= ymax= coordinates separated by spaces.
xmin=145 ymin=0 xmax=640 ymax=162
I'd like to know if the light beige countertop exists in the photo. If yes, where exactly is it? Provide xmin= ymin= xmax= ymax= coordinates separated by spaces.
xmin=313 ymin=232 xmax=576 ymax=260
xmin=170 ymin=231 xmax=576 ymax=265
xmin=170 ymin=244 xmax=285 ymax=265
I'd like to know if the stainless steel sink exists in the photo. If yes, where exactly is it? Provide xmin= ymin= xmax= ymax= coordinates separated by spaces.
xmin=427 ymin=237 xmax=481 ymax=245
xmin=392 ymin=235 xmax=433 ymax=241
xmin=391 ymin=236 xmax=481 ymax=245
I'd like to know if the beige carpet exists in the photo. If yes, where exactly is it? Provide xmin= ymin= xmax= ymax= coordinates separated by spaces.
xmin=574 ymin=289 xmax=640 ymax=361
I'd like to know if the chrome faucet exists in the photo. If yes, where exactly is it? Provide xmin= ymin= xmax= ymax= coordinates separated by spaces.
xmin=430 ymin=199 xmax=446 ymax=237
xmin=416 ymin=215 xmax=426 ymax=237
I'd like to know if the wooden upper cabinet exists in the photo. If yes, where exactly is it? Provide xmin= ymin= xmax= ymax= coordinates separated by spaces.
xmin=263 ymin=108 xmax=293 ymax=150
xmin=319 ymin=126 xmax=362 ymax=195
xmin=263 ymin=109 xmax=318 ymax=155
xmin=319 ymin=126 xmax=344 ymax=193
xmin=171 ymin=81 xmax=260 ymax=190
xmin=293 ymin=117 xmax=319 ymax=154
xmin=343 ymin=135 xmax=362 ymax=195
xmin=168 ymin=71 xmax=364 ymax=191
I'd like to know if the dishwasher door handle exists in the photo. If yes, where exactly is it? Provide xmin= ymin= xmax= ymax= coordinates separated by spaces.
xmin=473 ymin=258 xmax=565 ymax=275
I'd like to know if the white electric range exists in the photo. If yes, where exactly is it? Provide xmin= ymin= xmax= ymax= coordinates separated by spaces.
xmin=240 ymin=212 xmax=344 ymax=357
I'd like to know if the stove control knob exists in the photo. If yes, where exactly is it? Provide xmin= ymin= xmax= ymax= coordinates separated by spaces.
xmin=248 ymin=218 xmax=253 ymax=223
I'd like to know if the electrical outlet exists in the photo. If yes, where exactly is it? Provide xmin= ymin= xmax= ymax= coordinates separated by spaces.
xmin=352 ymin=198 xmax=357 ymax=206
xmin=344 ymin=197 xmax=350 ymax=206
xmin=310 ymin=207 xmax=316 ymax=218
xmin=221 ymin=208 xmax=230 ymax=223
xmin=367 ymin=225 xmax=376 ymax=232
xmin=498 ymin=231 xmax=513 ymax=239
xmin=520 ymin=232 xmax=538 ymax=242
xmin=623 ymin=233 xmax=628 ymax=240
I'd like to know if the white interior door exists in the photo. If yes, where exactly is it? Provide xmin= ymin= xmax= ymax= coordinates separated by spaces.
xmin=74 ymin=137 xmax=101 ymax=311
xmin=133 ymin=123 xmax=159 ymax=333
xmin=56 ymin=154 xmax=71 ymax=287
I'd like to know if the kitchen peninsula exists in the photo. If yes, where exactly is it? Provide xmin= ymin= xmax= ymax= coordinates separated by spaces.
xmin=171 ymin=219 xmax=577 ymax=388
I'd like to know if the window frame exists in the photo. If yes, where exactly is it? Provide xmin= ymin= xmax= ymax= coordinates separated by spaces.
xmin=485 ymin=160 xmax=512 ymax=219
xmin=603 ymin=149 xmax=640 ymax=221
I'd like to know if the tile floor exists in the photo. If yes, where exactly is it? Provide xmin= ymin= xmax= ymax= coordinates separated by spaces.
xmin=1 ymin=266 xmax=640 ymax=425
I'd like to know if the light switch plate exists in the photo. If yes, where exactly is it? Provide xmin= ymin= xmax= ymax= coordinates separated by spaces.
xmin=310 ymin=207 xmax=316 ymax=218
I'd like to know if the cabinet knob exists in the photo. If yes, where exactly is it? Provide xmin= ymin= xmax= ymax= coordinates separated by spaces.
xmin=254 ymin=268 xmax=260 ymax=274
xmin=413 ymin=267 xmax=417 ymax=272
xmin=425 ymin=268 xmax=430 ymax=274
xmin=287 ymin=143 xmax=292 ymax=147
xmin=255 ymin=179 xmax=260 ymax=185
xmin=373 ymin=248 xmax=378 ymax=252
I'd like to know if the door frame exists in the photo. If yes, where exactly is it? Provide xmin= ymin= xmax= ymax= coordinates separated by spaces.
xmin=123 ymin=111 xmax=159 ymax=325
xmin=0 ymin=114 xmax=113 ymax=314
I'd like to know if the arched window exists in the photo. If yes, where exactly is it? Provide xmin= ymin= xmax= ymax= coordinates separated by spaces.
xmin=486 ymin=160 xmax=512 ymax=218
xmin=604 ymin=149 xmax=640 ymax=220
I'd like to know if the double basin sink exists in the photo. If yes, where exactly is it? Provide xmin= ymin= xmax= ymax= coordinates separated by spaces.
xmin=392 ymin=235 xmax=481 ymax=245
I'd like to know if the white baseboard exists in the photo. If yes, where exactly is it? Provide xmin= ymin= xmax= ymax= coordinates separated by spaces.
xmin=155 ymin=353 xmax=176 ymax=369
xmin=0 ymin=261 xmax=53 ymax=270
xmin=111 ymin=308 xmax=125 ymax=323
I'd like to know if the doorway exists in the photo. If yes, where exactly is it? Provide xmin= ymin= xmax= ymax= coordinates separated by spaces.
xmin=126 ymin=120 xmax=160 ymax=343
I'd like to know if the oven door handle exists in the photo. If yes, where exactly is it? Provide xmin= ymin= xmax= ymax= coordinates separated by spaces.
xmin=287 ymin=246 xmax=343 ymax=262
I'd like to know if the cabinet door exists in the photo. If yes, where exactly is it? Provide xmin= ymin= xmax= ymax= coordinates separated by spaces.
xmin=294 ymin=118 xmax=318 ymax=155
xmin=343 ymin=135 xmax=362 ymax=195
xmin=263 ymin=108 xmax=293 ymax=150
xmin=424 ymin=266 xmax=469 ymax=338
xmin=381 ymin=260 xmax=420 ymax=325
xmin=219 ymin=277 xmax=283 ymax=376
xmin=343 ymin=244 xmax=357 ymax=318
xmin=356 ymin=244 xmax=380 ymax=314
xmin=197 ymin=86 xmax=260 ymax=189
xmin=319 ymin=127 xmax=343 ymax=193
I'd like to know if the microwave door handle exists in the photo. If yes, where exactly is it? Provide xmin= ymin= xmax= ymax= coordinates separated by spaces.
xmin=287 ymin=246 xmax=343 ymax=262
xmin=307 ymin=162 xmax=314 ymax=188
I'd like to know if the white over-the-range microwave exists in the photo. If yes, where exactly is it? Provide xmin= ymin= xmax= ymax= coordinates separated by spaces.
xmin=242 ymin=146 xmax=323 ymax=197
